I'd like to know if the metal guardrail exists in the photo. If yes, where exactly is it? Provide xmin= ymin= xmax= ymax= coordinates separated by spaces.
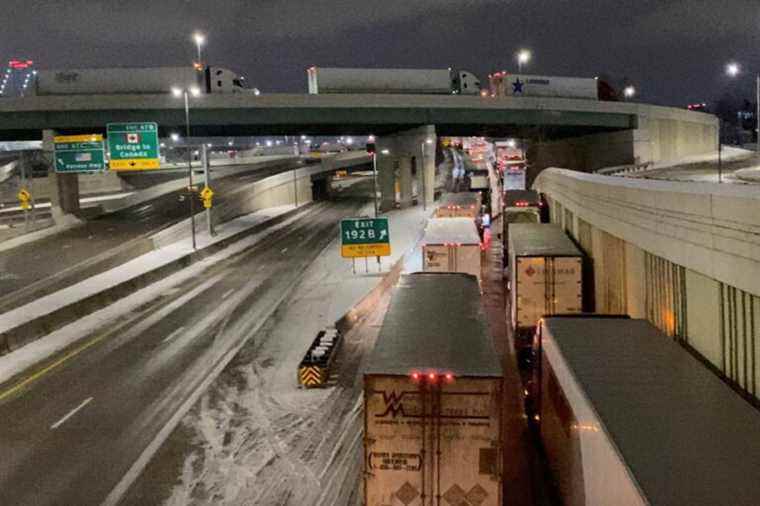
xmin=297 ymin=327 xmax=343 ymax=388
xmin=595 ymin=161 xmax=653 ymax=176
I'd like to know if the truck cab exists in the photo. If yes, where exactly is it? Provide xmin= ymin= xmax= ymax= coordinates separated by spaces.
xmin=454 ymin=70 xmax=481 ymax=95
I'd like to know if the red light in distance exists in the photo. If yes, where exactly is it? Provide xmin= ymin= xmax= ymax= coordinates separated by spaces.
xmin=428 ymin=373 xmax=436 ymax=382
xmin=445 ymin=373 xmax=454 ymax=382
xmin=411 ymin=372 xmax=420 ymax=381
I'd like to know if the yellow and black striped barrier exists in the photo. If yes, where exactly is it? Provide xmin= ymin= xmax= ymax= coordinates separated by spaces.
xmin=298 ymin=365 xmax=326 ymax=387
xmin=298 ymin=328 xmax=342 ymax=388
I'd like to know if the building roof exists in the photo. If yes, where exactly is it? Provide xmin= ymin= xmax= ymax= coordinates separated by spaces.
xmin=421 ymin=218 xmax=481 ymax=245
xmin=543 ymin=317 xmax=760 ymax=506
xmin=508 ymin=223 xmax=581 ymax=257
xmin=364 ymin=273 xmax=502 ymax=377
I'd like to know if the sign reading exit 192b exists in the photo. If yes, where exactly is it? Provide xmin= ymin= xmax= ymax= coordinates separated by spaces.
xmin=340 ymin=217 xmax=391 ymax=258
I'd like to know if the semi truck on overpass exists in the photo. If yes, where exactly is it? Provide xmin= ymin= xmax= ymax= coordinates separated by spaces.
xmin=32 ymin=66 xmax=253 ymax=95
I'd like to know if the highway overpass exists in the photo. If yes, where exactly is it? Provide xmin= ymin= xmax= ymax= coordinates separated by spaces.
xmin=0 ymin=93 xmax=718 ymax=215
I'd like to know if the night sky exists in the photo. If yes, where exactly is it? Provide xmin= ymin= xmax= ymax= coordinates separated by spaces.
xmin=2 ymin=0 xmax=759 ymax=106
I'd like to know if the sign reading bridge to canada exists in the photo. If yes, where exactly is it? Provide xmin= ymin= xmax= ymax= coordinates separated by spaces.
xmin=340 ymin=217 xmax=391 ymax=258
xmin=107 ymin=122 xmax=160 ymax=171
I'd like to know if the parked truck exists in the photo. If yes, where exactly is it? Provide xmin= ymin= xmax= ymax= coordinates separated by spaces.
xmin=502 ymin=190 xmax=543 ymax=248
xmin=530 ymin=316 xmax=760 ymax=506
xmin=488 ymin=72 xmax=618 ymax=100
xmin=32 ymin=66 xmax=250 ymax=95
xmin=307 ymin=67 xmax=481 ymax=95
xmin=363 ymin=273 xmax=503 ymax=506
xmin=421 ymin=218 xmax=482 ymax=282
xmin=508 ymin=224 xmax=583 ymax=358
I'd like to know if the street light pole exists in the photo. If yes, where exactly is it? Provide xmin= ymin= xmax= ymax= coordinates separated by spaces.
xmin=718 ymin=118 xmax=723 ymax=184
xmin=372 ymin=153 xmax=379 ymax=218
xmin=756 ymin=73 xmax=759 ymax=153
xmin=183 ymin=90 xmax=197 ymax=250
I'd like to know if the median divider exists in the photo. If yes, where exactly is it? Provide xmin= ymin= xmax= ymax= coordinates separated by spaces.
xmin=297 ymin=327 xmax=343 ymax=388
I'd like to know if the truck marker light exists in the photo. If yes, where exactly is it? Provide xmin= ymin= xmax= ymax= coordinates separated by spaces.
xmin=445 ymin=373 xmax=454 ymax=382
xmin=411 ymin=372 xmax=420 ymax=381
xmin=428 ymin=373 xmax=437 ymax=382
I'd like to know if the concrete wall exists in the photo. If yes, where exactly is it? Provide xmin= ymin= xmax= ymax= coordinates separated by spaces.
xmin=530 ymin=105 xmax=718 ymax=180
xmin=537 ymin=168 xmax=760 ymax=404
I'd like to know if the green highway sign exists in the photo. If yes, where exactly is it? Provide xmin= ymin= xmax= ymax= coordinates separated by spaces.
xmin=53 ymin=134 xmax=105 ymax=173
xmin=107 ymin=122 xmax=161 ymax=171
xmin=340 ymin=217 xmax=391 ymax=258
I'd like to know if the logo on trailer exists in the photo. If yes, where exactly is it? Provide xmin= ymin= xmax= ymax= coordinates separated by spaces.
xmin=376 ymin=391 xmax=417 ymax=418
xmin=512 ymin=78 xmax=524 ymax=94
xmin=525 ymin=265 xmax=536 ymax=277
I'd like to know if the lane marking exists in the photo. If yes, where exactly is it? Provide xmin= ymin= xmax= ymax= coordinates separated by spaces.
xmin=221 ymin=289 xmax=235 ymax=300
xmin=50 ymin=397 xmax=93 ymax=430
xmin=161 ymin=326 xmax=186 ymax=345
xmin=281 ymin=247 xmax=288 ymax=254
xmin=0 ymin=331 xmax=111 ymax=403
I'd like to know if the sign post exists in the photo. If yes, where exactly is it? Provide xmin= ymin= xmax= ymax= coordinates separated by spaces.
xmin=340 ymin=218 xmax=391 ymax=262
xmin=107 ymin=122 xmax=160 ymax=171
xmin=53 ymin=134 xmax=105 ymax=173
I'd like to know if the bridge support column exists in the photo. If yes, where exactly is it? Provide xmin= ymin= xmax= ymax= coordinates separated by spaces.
xmin=376 ymin=125 xmax=437 ymax=212
xmin=398 ymin=157 xmax=414 ymax=208
xmin=43 ymin=129 xmax=80 ymax=221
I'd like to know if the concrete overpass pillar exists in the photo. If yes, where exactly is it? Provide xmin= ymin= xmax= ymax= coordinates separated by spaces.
xmin=376 ymin=125 xmax=437 ymax=212
xmin=377 ymin=148 xmax=397 ymax=212
xmin=43 ymin=129 xmax=81 ymax=220
xmin=398 ymin=156 xmax=414 ymax=208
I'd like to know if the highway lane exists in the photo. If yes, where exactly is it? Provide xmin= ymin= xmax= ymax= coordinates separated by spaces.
xmin=0 ymin=158 xmax=306 ymax=307
xmin=0 ymin=197 xmax=365 ymax=506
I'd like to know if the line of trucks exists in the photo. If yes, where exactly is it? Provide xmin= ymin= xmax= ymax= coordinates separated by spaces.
xmin=27 ymin=65 xmax=619 ymax=101
xmin=360 ymin=148 xmax=760 ymax=505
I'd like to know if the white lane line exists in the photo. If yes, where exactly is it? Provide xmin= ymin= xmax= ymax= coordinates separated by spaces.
xmin=161 ymin=326 xmax=186 ymax=345
xmin=221 ymin=289 xmax=235 ymax=300
xmin=50 ymin=397 xmax=93 ymax=430
xmin=281 ymin=247 xmax=288 ymax=254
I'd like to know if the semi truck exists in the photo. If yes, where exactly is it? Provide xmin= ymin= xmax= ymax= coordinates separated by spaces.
xmin=421 ymin=218 xmax=482 ymax=282
xmin=530 ymin=316 xmax=760 ymax=506
xmin=32 ymin=66 xmax=250 ymax=95
xmin=363 ymin=273 xmax=503 ymax=506
xmin=488 ymin=72 xmax=618 ymax=100
xmin=307 ymin=67 xmax=481 ymax=95
xmin=502 ymin=190 xmax=542 ymax=239
xmin=508 ymin=224 xmax=583 ymax=358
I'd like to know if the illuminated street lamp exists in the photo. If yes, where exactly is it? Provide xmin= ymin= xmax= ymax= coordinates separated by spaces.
xmin=623 ymin=85 xmax=636 ymax=101
xmin=170 ymin=132 xmax=180 ymax=142
xmin=726 ymin=62 xmax=740 ymax=78
xmin=516 ymin=49 xmax=531 ymax=73
xmin=193 ymin=32 xmax=205 ymax=69
xmin=172 ymin=85 xmax=203 ymax=250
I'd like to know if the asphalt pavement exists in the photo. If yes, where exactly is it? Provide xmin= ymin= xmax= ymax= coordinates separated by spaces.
xmin=0 ymin=197 xmax=365 ymax=506
xmin=0 ymin=159 xmax=304 ymax=310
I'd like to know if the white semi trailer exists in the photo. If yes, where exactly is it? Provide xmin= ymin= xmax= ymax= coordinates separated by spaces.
xmin=489 ymin=72 xmax=616 ymax=100
xmin=307 ymin=67 xmax=481 ymax=95
xmin=363 ymin=273 xmax=503 ymax=506
xmin=421 ymin=218 xmax=482 ymax=282
xmin=508 ymin=224 xmax=583 ymax=359
xmin=530 ymin=316 xmax=760 ymax=506
xmin=32 ymin=66 xmax=249 ymax=95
